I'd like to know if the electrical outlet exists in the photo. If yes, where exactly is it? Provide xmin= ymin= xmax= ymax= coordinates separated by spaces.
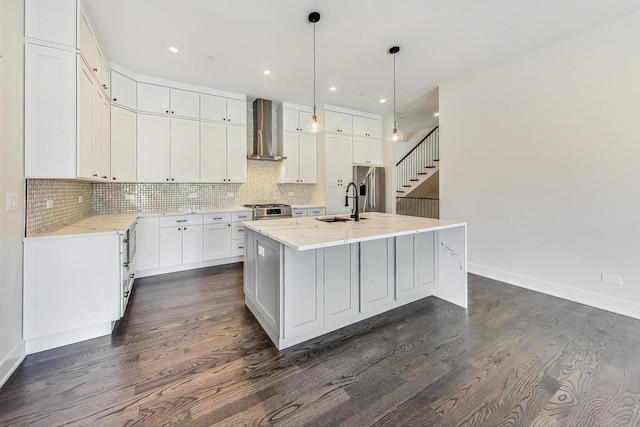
xmin=6 ymin=193 xmax=17 ymax=212
xmin=78 ymin=196 xmax=83 ymax=203
xmin=46 ymin=199 xmax=54 ymax=209
xmin=189 ymin=193 xmax=198 ymax=199
xmin=125 ymin=194 xmax=134 ymax=201
xmin=227 ymin=192 xmax=234 ymax=198
xmin=602 ymin=273 xmax=623 ymax=286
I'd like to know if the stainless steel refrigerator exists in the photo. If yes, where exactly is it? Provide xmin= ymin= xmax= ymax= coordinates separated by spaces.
xmin=353 ymin=166 xmax=385 ymax=213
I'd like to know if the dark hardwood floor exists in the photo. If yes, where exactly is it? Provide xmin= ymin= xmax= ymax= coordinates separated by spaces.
xmin=1 ymin=264 xmax=640 ymax=426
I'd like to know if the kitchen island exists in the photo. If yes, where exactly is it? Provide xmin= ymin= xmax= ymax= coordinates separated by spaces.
xmin=243 ymin=212 xmax=467 ymax=350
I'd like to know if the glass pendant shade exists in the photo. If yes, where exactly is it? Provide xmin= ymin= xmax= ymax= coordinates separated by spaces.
xmin=306 ymin=111 xmax=323 ymax=133
xmin=390 ymin=121 xmax=404 ymax=142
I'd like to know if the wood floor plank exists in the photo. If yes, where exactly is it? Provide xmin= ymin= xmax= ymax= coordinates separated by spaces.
xmin=1 ymin=268 xmax=640 ymax=426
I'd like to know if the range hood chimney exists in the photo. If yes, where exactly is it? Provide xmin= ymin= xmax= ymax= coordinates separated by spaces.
xmin=248 ymin=98 xmax=285 ymax=161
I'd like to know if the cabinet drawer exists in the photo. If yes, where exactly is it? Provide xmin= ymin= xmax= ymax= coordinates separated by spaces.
xmin=307 ymin=208 xmax=326 ymax=217
xmin=232 ymin=211 xmax=253 ymax=222
xmin=203 ymin=212 xmax=232 ymax=224
xmin=232 ymin=223 xmax=246 ymax=239
xmin=159 ymin=214 xmax=203 ymax=227
xmin=232 ymin=239 xmax=246 ymax=257
xmin=292 ymin=208 xmax=307 ymax=217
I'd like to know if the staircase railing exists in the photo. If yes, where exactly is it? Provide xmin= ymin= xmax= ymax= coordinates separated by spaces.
xmin=396 ymin=197 xmax=440 ymax=219
xmin=395 ymin=126 xmax=439 ymax=193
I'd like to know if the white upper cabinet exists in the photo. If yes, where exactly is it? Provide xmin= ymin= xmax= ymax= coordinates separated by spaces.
xmin=77 ymin=1 xmax=94 ymax=66
xmin=25 ymin=0 xmax=77 ymax=48
xmin=352 ymin=116 xmax=382 ymax=139
xmin=283 ymin=108 xmax=313 ymax=132
xmin=25 ymin=43 xmax=77 ymax=178
xmin=201 ymin=122 xmax=247 ymax=183
xmin=110 ymin=71 xmax=136 ymax=110
xmin=110 ymin=106 xmax=137 ymax=182
xmin=325 ymin=110 xmax=352 ymax=134
xmin=279 ymin=133 xmax=317 ymax=184
xmin=137 ymin=114 xmax=171 ymax=182
xmin=325 ymin=133 xmax=353 ymax=183
xmin=225 ymin=125 xmax=248 ymax=182
xmin=137 ymin=83 xmax=170 ymax=115
xmin=170 ymin=118 xmax=200 ymax=182
xmin=352 ymin=136 xmax=383 ymax=166
xmin=200 ymin=94 xmax=247 ymax=124
xmin=170 ymin=89 xmax=199 ymax=118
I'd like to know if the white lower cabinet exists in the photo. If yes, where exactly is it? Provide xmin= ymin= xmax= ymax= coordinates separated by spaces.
xmin=159 ymin=226 xmax=183 ymax=267
xmin=203 ymin=223 xmax=232 ymax=260
xmin=159 ymin=215 xmax=204 ymax=267
xmin=136 ymin=217 xmax=160 ymax=271
xmin=323 ymin=244 xmax=359 ymax=326
xmin=360 ymin=239 xmax=394 ymax=312
xmin=23 ymin=233 xmax=121 ymax=353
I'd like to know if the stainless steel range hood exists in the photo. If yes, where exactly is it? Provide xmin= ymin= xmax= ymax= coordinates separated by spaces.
xmin=248 ymin=98 xmax=285 ymax=161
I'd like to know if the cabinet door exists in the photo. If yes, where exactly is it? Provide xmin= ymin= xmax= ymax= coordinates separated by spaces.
xmin=100 ymin=96 xmax=111 ymax=179
xmin=226 ymin=99 xmax=247 ymax=125
xmin=292 ymin=208 xmax=307 ymax=218
xmin=92 ymin=84 xmax=103 ymax=179
xmin=284 ymin=247 xmax=323 ymax=337
xmin=324 ymin=244 xmax=359 ymax=325
xmin=25 ymin=0 xmax=77 ymax=47
xmin=395 ymin=235 xmax=418 ymax=300
xmin=280 ymin=132 xmax=299 ymax=183
xmin=137 ymin=114 xmax=170 ymax=182
xmin=326 ymin=134 xmax=353 ymax=182
xmin=25 ymin=43 xmax=76 ymax=178
xmin=324 ymin=110 xmax=339 ymax=133
xmin=339 ymin=113 xmax=353 ymax=134
xmin=137 ymin=83 xmax=170 ymax=114
xmin=415 ymin=231 xmax=435 ymax=290
xmin=182 ymin=226 xmax=204 ymax=264
xmin=110 ymin=71 xmax=136 ymax=110
xmin=200 ymin=94 xmax=226 ymax=122
xmin=77 ymin=59 xmax=95 ymax=179
xmin=360 ymin=239 xmax=394 ymax=312
xmin=170 ymin=118 xmax=200 ymax=182
xmin=325 ymin=184 xmax=351 ymax=215
xmin=110 ymin=106 xmax=137 ymax=182
xmin=77 ymin=2 xmax=94 ymax=68
xmin=298 ymin=110 xmax=314 ymax=132
xmin=136 ymin=217 xmax=159 ymax=270
xmin=170 ymin=89 xmax=199 ymax=118
xmin=159 ymin=227 xmax=183 ymax=267
xmin=353 ymin=137 xmax=382 ymax=166
xmin=203 ymin=223 xmax=232 ymax=260
xmin=352 ymin=116 xmax=381 ymax=138
xmin=226 ymin=125 xmax=248 ymax=182
xmin=283 ymin=108 xmax=300 ymax=131
xmin=298 ymin=133 xmax=317 ymax=183
xmin=93 ymin=41 xmax=105 ymax=84
xmin=200 ymin=121 xmax=227 ymax=183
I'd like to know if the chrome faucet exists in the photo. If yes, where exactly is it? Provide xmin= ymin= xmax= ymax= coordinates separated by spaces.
xmin=345 ymin=182 xmax=360 ymax=221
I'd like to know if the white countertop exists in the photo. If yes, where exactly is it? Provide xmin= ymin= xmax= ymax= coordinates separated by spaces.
xmin=27 ymin=206 xmax=253 ymax=239
xmin=243 ymin=212 xmax=466 ymax=251
xmin=290 ymin=205 xmax=326 ymax=210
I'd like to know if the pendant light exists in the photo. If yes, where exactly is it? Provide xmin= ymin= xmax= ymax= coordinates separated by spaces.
xmin=389 ymin=46 xmax=404 ymax=142
xmin=306 ymin=12 xmax=323 ymax=132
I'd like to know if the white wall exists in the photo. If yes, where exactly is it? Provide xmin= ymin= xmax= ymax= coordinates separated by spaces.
xmin=440 ymin=12 xmax=640 ymax=318
xmin=0 ymin=0 xmax=26 ymax=386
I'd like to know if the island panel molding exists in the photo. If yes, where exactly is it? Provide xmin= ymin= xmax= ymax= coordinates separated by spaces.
xmin=243 ymin=212 xmax=467 ymax=350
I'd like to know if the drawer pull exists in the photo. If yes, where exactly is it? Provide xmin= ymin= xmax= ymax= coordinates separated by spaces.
xmin=176 ymin=219 xmax=188 ymax=223
xmin=238 ymin=215 xmax=248 ymax=219
xmin=238 ymin=246 xmax=244 ymax=249
xmin=212 ymin=217 xmax=223 ymax=220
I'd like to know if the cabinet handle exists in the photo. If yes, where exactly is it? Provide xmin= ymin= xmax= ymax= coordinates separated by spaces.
xmin=93 ymin=174 xmax=98 ymax=177
xmin=103 ymin=85 xmax=107 ymax=90
xmin=166 ymin=178 xmax=169 ymax=181
xmin=238 ymin=246 xmax=244 ymax=249
xmin=178 ymin=227 xmax=181 ymax=231
xmin=112 ymin=177 xmax=116 ymax=180
xmin=102 ymin=176 xmax=107 ymax=179
xmin=93 ymin=68 xmax=97 ymax=72
xmin=223 ymin=118 xmax=226 ymax=121
xmin=228 ymin=224 xmax=231 ymax=227
xmin=212 ymin=217 xmax=223 ymax=220
xmin=124 ymin=291 xmax=129 ymax=298
xmin=176 ymin=219 xmax=188 ymax=223
xmin=171 ymin=111 xmax=174 ymax=114
xmin=113 ymin=98 xmax=117 ymax=102
xmin=238 ymin=215 xmax=247 ymax=219
xmin=129 ymin=273 xmax=135 ymax=279
xmin=166 ymin=110 xmax=169 ymax=113
xmin=171 ymin=178 xmax=175 ymax=181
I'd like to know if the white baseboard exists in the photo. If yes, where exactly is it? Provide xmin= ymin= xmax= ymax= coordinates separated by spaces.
xmin=469 ymin=263 xmax=640 ymax=321
xmin=25 ymin=323 xmax=112 ymax=355
xmin=0 ymin=340 xmax=26 ymax=388
xmin=136 ymin=256 xmax=243 ymax=278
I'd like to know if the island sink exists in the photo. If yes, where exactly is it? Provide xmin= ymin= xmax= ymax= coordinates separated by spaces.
xmin=315 ymin=216 xmax=368 ymax=223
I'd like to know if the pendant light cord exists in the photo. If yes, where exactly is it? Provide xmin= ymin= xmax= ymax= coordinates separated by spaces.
xmin=393 ymin=53 xmax=397 ymax=124
xmin=313 ymin=21 xmax=317 ymax=116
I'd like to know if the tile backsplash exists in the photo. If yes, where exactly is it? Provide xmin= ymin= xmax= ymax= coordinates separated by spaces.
xmin=27 ymin=180 xmax=93 ymax=235
xmin=92 ymin=161 xmax=314 ymax=213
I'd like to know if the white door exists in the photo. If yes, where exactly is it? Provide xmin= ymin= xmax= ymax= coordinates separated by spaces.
xmin=159 ymin=227 xmax=183 ymax=267
xmin=93 ymin=41 xmax=105 ymax=84
xmin=280 ymin=132 xmax=299 ymax=183
xmin=110 ymin=71 xmax=136 ymax=110
xmin=226 ymin=125 xmax=247 ymax=182
xmin=226 ymin=99 xmax=247 ymax=124
xmin=24 ymin=43 xmax=77 ymax=178
xmin=136 ymin=217 xmax=159 ymax=271
xmin=182 ymin=225 xmax=204 ymax=264
xmin=137 ymin=114 xmax=170 ymax=182
xmin=338 ymin=113 xmax=353 ymax=134
xmin=200 ymin=121 xmax=227 ymax=183
xmin=324 ymin=245 xmax=358 ymax=324
xmin=77 ymin=59 xmax=95 ymax=179
xmin=100 ymin=97 xmax=111 ymax=179
xmin=325 ymin=134 xmax=352 ymax=182
xmin=203 ymin=223 xmax=232 ymax=260
xmin=360 ymin=239 xmax=394 ymax=312
xmin=298 ymin=133 xmax=317 ymax=183
xmin=110 ymin=106 xmax=137 ymax=182
xmin=170 ymin=118 xmax=200 ymax=182
xmin=137 ymin=83 xmax=170 ymax=114
xmin=325 ymin=184 xmax=351 ymax=215
xmin=298 ymin=110 xmax=313 ymax=132
xmin=92 ymin=84 xmax=103 ymax=180
xmin=282 ymin=108 xmax=299 ymax=131
xmin=324 ymin=110 xmax=339 ymax=133
xmin=25 ymin=0 xmax=77 ymax=47
xmin=77 ymin=2 xmax=94 ymax=67
xmin=170 ymin=88 xmax=199 ymax=118
xmin=200 ymin=94 xmax=226 ymax=122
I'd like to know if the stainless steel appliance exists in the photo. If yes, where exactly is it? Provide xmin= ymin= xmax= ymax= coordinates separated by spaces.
xmin=120 ymin=221 xmax=136 ymax=317
xmin=243 ymin=203 xmax=292 ymax=220
xmin=354 ymin=166 xmax=385 ymax=213
xmin=247 ymin=99 xmax=285 ymax=161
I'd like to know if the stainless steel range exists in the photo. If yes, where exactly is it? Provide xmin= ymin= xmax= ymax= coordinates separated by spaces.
xmin=243 ymin=203 xmax=292 ymax=220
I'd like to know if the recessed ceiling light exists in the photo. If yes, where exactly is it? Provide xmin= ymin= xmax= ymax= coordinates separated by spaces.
xmin=206 ymin=56 xmax=215 ymax=61
xmin=169 ymin=46 xmax=178 ymax=53
xmin=330 ymin=86 xmax=337 ymax=91
xmin=434 ymin=112 xmax=440 ymax=117
xmin=263 ymin=70 xmax=271 ymax=75
xmin=380 ymin=98 xmax=387 ymax=103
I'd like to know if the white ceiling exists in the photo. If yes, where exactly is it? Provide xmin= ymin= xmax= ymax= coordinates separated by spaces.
xmin=86 ymin=0 xmax=640 ymax=123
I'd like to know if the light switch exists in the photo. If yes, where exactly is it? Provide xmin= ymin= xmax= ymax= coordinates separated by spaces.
xmin=6 ymin=193 xmax=17 ymax=212
xmin=46 ymin=199 xmax=54 ymax=209
xmin=258 ymin=245 xmax=265 ymax=257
